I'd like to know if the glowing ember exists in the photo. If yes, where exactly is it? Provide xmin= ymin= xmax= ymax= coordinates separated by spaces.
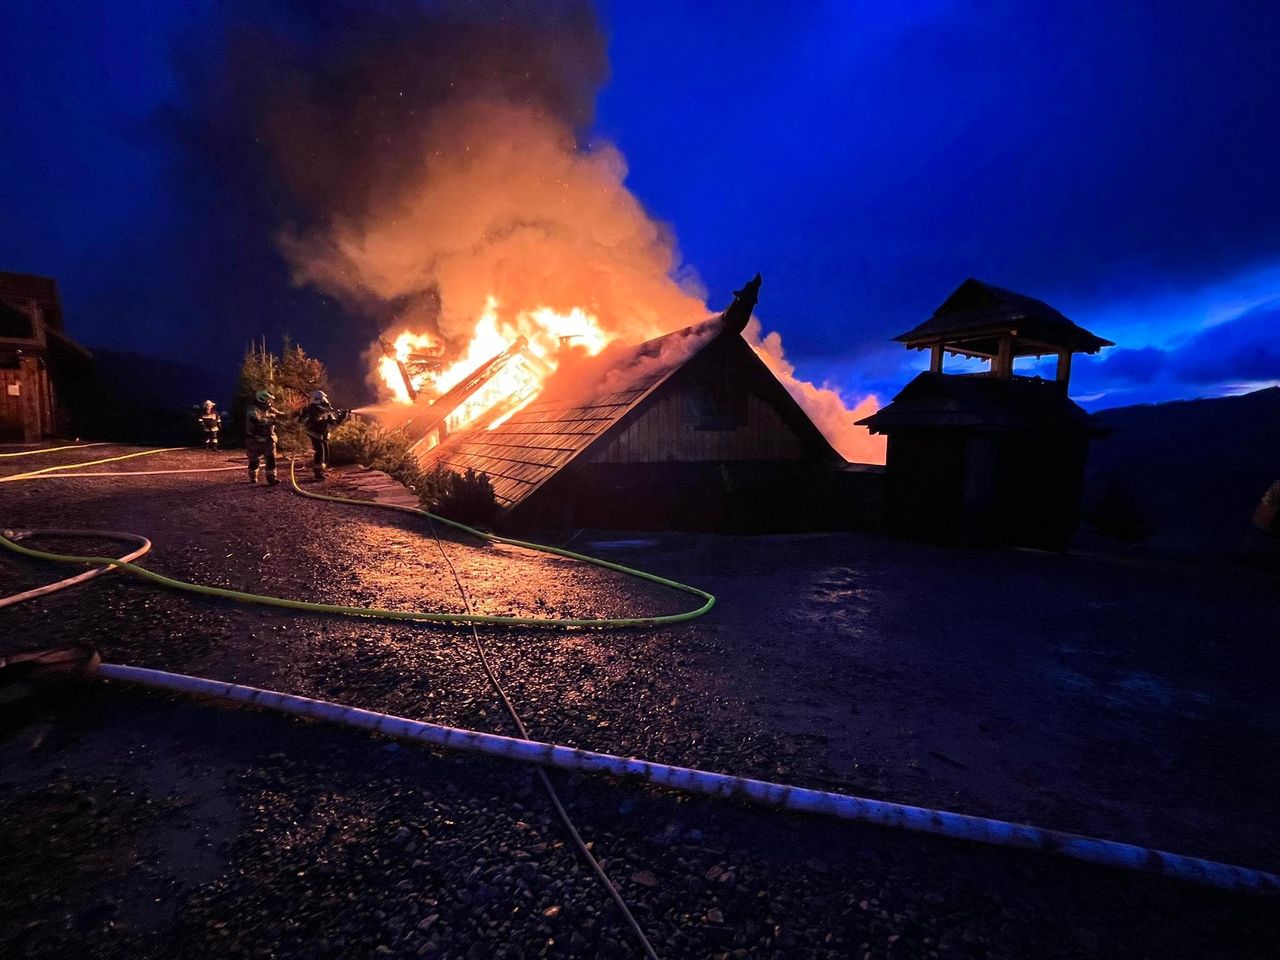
xmin=377 ymin=297 xmax=612 ymax=429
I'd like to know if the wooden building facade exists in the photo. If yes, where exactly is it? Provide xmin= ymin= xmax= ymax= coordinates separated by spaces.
xmin=418 ymin=276 xmax=849 ymax=531
xmin=859 ymin=279 xmax=1111 ymax=550
xmin=0 ymin=271 xmax=92 ymax=441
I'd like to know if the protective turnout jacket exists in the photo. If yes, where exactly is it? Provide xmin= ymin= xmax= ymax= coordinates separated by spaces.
xmin=246 ymin=405 xmax=283 ymax=444
xmin=297 ymin=402 xmax=349 ymax=440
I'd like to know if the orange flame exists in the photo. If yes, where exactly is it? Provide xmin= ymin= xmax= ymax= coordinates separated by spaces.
xmin=377 ymin=297 xmax=612 ymax=430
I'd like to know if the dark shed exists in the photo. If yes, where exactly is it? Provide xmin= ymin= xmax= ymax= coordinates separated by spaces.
xmin=860 ymin=279 xmax=1110 ymax=549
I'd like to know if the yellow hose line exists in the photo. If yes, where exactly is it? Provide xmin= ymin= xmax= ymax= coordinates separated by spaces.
xmin=22 ymin=466 xmax=245 ymax=479
xmin=0 ymin=447 xmax=180 ymax=483
xmin=0 ymin=460 xmax=714 ymax=629
xmin=0 ymin=442 xmax=108 ymax=459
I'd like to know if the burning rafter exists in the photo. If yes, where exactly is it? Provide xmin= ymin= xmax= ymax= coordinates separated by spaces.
xmin=405 ymin=337 xmax=550 ymax=452
xmin=376 ymin=298 xmax=615 ymax=432
xmin=378 ymin=337 xmax=446 ymax=402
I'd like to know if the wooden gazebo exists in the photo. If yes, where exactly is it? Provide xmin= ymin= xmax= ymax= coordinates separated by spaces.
xmin=860 ymin=279 xmax=1111 ymax=549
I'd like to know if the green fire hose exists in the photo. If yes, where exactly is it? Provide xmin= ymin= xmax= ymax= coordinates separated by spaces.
xmin=0 ymin=459 xmax=714 ymax=629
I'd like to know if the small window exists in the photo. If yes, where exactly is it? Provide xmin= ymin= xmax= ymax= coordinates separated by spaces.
xmin=0 ymin=302 xmax=34 ymax=339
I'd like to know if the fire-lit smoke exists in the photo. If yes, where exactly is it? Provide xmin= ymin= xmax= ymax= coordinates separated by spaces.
xmin=745 ymin=319 xmax=887 ymax=463
xmin=283 ymin=98 xmax=709 ymax=364
xmin=193 ymin=0 xmax=884 ymax=461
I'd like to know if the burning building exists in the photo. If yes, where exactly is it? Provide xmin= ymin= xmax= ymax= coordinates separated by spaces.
xmin=389 ymin=276 xmax=855 ymax=531
xmin=859 ymin=279 xmax=1112 ymax=550
xmin=0 ymin=271 xmax=92 ymax=441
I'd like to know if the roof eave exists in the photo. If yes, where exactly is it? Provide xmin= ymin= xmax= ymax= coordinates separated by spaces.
xmin=44 ymin=325 xmax=93 ymax=359
xmin=896 ymin=328 xmax=1114 ymax=355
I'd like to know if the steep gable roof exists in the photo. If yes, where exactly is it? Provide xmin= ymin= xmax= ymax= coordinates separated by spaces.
xmin=412 ymin=274 xmax=836 ymax=515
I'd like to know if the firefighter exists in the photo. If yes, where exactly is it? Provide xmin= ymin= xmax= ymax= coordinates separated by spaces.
xmin=197 ymin=400 xmax=221 ymax=450
xmin=245 ymin=388 xmax=284 ymax=485
xmin=297 ymin=389 xmax=350 ymax=481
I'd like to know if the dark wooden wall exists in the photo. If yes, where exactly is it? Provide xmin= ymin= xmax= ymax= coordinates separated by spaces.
xmin=587 ymin=335 xmax=825 ymax=465
xmin=508 ymin=460 xmax=857 ymax=532
xmin=589 ymin=390 xmax=806 ymax=463
xmin=882 ymin=427 xmax=1091 ymax=549
xmin=0 ymin=356 xmax=54 ymax=441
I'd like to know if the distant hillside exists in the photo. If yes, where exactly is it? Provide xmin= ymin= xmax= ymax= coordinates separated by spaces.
xmin=1085 ymin=387 xmax=1280 ymax=552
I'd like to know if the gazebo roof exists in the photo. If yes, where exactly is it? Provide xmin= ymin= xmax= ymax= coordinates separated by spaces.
xmin=894 ymin=279 xmax=1112 ymax=357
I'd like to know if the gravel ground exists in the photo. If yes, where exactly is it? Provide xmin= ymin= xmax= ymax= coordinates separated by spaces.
xmin=2 ymin=445 xmax=1278 ymax=959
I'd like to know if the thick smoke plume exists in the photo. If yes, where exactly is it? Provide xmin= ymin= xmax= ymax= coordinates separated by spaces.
xmin=283 ymin=99 xmax=709 ymax=353
xmin=170 ymin=0 xmax=883 ymax=461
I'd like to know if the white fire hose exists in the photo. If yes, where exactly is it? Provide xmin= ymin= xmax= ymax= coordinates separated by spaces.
xmin=85 ymin=661 xmax=1279 ymax=896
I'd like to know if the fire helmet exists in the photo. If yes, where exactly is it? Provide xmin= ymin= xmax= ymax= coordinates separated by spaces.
xmin=254 ymin=389 xmax=274 ymax=406
xmin=310 ymin=390 xmax=329 ymax=405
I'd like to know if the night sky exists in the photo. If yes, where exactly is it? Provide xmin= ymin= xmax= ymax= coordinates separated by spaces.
xmin=2 ymin=0 xmax=1278 ymax=409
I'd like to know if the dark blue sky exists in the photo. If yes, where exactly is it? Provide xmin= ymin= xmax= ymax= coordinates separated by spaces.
xmin=3 ymin=0 xmax=1278 ymax=408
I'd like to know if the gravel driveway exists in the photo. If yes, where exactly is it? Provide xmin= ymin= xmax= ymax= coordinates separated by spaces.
xmin=2 ymin=446 xmax=1277 ymax=959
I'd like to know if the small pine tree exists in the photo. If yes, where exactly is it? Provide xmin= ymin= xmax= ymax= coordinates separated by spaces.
xmin=274 ymin=339 xmax=331 ymax=451
xmin=227 ymin=340 xmax=273 ymax=447
xmin=277 ymin=339 xmax=330 ymax=406
xmin=228 ymin=338 xmax=330 ymax=451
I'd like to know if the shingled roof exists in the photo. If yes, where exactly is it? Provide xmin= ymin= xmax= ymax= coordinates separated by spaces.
xmin=895 ymin=278 xmax=1112 ymax=356
xmin=0 ymin=271 xmax=60 ymax=311
xmin=424 ymin=322 xmax=717 ymax=510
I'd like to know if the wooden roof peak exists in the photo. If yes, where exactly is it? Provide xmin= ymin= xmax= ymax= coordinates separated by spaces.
xmin=723 ymin=273 xmax=761 ymax=334
xmin=895 ymin=278 xmax=1113 ymax=355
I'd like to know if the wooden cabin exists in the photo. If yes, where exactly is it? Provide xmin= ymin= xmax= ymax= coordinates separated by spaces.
xmin=859 ymin=279 xmax=1111 ymax=549
xmin=418 ymin=276 xmax=847 ymax=531
xmin=0 ymin=271 xmax=92 ymax=441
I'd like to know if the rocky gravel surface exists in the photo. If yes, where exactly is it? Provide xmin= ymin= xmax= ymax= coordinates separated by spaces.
xmin=2 ymin=446 xmax=1278 ymax=958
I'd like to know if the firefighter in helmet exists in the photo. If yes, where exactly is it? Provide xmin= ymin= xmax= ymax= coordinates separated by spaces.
xmin=197 ymin=400 xmax=221 ymax=450
xmin=245 ymin=388 xmax=284 ymax=485
xmin=297 ymin=389 xmax=350 ymax=480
